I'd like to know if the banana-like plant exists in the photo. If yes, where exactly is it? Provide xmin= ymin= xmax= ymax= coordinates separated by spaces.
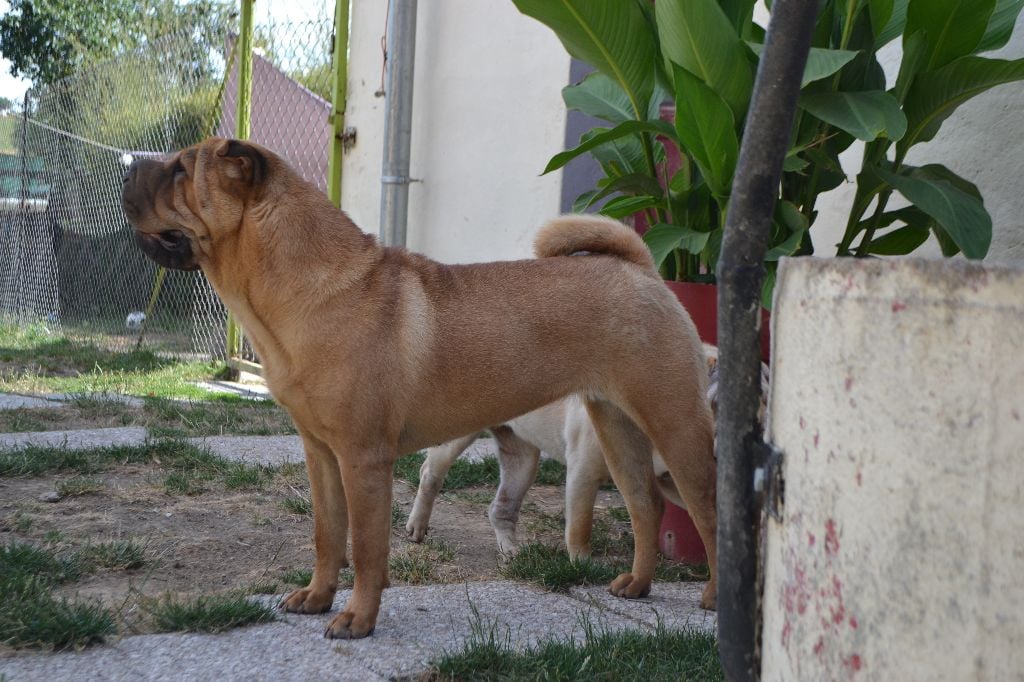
xmin=515 ymin=0 xmax=1024 ymax=302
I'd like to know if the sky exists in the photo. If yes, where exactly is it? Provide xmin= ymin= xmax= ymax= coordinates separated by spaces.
xmin=0 ymin=0 xmax=333 ymax=105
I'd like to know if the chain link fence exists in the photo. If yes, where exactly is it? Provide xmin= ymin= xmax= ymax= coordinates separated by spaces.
xmin=0 ymin=12 xmax=336 ymax=362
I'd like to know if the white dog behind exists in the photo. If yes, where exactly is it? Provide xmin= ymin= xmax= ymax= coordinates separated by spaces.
xmin=406 ymin=344 xmax=766 ymax=557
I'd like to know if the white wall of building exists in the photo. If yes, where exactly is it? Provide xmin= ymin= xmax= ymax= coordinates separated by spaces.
xmin=341 ymin=0 xmax=570 ymax=264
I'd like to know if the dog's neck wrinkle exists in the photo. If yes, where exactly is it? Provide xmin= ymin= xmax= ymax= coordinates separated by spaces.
xmin=257 ymin=198 xmax=381 ymax=304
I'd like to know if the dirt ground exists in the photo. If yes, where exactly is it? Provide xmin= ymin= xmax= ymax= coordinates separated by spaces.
xmin=0 ymin=459 xmax=628 ymax=634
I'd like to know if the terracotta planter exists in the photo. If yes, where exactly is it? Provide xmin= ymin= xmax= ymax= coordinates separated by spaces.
xmin=664 ymin=280 xmax=771 ymax=363
xmin=657 ymin=280 xmax=770 ymax=564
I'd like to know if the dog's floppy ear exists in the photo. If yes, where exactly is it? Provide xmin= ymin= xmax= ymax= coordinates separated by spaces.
xmin=217 ymin=139 xmax=267 ymax=186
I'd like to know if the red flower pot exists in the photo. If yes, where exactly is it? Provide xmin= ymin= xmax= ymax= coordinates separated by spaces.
xmin=657 ymin=280 xmax=770 ymax=564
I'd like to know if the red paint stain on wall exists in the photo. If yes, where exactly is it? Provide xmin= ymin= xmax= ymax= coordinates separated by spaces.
xmin=825 ymin=519 xmax=840 ymax=556
xmin=843 ymin=654 xmax=863 ymax=672
xmin=891 ymin=300 xmax=907 ymax=312
xmin=808 ymin=532 xmax=816 ymax=547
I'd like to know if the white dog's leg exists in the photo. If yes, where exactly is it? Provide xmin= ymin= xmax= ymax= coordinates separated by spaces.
xmin=406 ymin=433 xmax=477 ymax=542
xmin=489 ymin=426 xmax=540 ymax=555
xmin=563 ymin=421 xmax=608 ymax=559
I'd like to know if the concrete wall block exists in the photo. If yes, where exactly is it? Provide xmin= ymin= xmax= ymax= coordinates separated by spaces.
xmin=761 ymin=257 xmax=1024 ymax=681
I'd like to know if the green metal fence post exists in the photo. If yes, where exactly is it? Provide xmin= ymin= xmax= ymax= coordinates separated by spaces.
xmin=326 ymin=0 xmax=350 ymax=208
xmin=225 ymin=0 xmax=255 ymax=362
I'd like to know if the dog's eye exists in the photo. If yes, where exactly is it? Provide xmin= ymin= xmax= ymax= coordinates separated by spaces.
xmin=173 ymin=160 xmax=186 ymax=178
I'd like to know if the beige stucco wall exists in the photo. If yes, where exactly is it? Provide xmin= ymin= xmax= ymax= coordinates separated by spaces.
xmin=341 ymin=0 xmax=569 ymax=263
xmin=761 ymin=257 xmax=1024 ymax=681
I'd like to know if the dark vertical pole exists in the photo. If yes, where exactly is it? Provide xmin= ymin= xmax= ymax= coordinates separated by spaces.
xmin=715 ymin=1 xmax=819 ymax=680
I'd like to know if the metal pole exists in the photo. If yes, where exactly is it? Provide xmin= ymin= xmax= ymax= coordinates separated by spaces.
xmin=379 ymin=0 xmax=417 ymax=247
xmin=326 ymin=0 xmax=350 ymax=208
xmin=226 ymin=0 xmax=255 ymax=361
xmin=715 ymin=1 xmax=819 ymax=680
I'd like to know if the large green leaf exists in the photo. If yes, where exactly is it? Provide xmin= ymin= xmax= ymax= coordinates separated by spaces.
xmin=875 ymin=0 xmax=908 ymax=47
xmin=655 ymin=0 xmax=753 ymax=119
xmin=563 ymin=72 xmax=669 ymax=125
xmin=866 ymin=225 xmax=931 ymax=254
xmin=599 ymin=195 xmax=662 ymax=219
xmin=562 ymin=72 xmax=635 ymax=124
xmin=894 ymin=30 xmax=928 ymax=104
xmin=672 ymin=65 xmax=738 ymax=198
xmin=900 ymin=56 xmax=1024 ymax=154
xmin=977 ymin=0 xmax=1024 ymax=52
xmin=642 ymin=222 xmax=711 ymax=267
xmin=868 ymin=0 xmax=895 ymax=39
xmin=874 ymin=163 xmax=992 ymax=259
xmin=747 ymin=44 xmax=860 ymax=87
xmin=574 ymin=127 xmax=649 ymax=177
xmin=800 ymin=90 xmax=907 ymax=141
xmin=513 ymin=0 xmax=657 ymax=119
xmin=906 ymin=0 xmax=996 ymax=71
xmin=719 ymin=0 xmax=757 ymax=37
xmin=543 ymin=120 xmax=675 ymax=174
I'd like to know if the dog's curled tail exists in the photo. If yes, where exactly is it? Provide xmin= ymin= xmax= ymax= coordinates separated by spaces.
xmin=534 ymin=215 xmax=656 ymax=274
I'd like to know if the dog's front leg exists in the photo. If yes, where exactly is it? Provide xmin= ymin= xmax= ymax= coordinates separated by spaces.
xmin=324 ymin=447 xmax=394 ymax=639
xmin=281 ymin=428 xmax=348 ymax=615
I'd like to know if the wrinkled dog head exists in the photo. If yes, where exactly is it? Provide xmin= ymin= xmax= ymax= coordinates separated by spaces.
xmin=121 ymin=137 xmax=269 ymax=271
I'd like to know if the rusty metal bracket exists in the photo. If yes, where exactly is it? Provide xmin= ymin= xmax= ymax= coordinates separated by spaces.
xmin=754 ymin=443 xmax=785 ymax=522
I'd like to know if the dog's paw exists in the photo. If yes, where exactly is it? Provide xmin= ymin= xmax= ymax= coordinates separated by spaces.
xmin=405 ymin=517 xmax=428 ymax=543
xmin=324 ymin=610 xmax=376 ymax=639
xmin=279 ymin=586 xmax=335 ymax=614
xmin=609 ymin=573 xmax=652 ymax=599
xmin=699 ymin=583 xmax=717 ymax=611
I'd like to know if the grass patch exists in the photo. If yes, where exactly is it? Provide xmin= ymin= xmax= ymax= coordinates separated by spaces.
xmin=432 ymin=613 xmax=722 ymax=681
xmin=390 ymin=539 xmax=456 ymax=585
xmin=0 ymin=322 xmax=228 ymax=399
xmin=223 ymin=460 xmax=275 ymax=490
xmin=246 ymin=580 xmax=279 ymax=595
xmin=503 ymin=543 xmax=707 ymax=591
xmin=55 ymin=476 xmax=106 ymax=498
xmin=79 ymin=539 xmax=148 ymax=571
xmin=281 ymin=495 xmax=312 ymax=516
xmin=0 ymin=394 xmax=295 ymax=438
xmin=281 ymin=569 xmax=312 ymax=586
xmin=392 ymin=501 xmax=407 ymax=528
xmin=0 ymin=407 xmax=66 ymax=433
xmin=501 ymin=543 xmax=617 ymax=591
xmin=143 ymin=396 xmax=296 ymax=438
xmin=608 ymin=506 xmax=630 ymax=522
xmin=0 ymin=541 xmax=115 ymax=650
xmin=394 ymin=451 xmax=426 ymax=485
xmin=535 ymin=458 xmax=567 ymax=485
xmin=0 ymin=439 xmax=196 ymax=477
xmin=394 ymin=451 xmax=505 ymax=490
xmin=145 ymin=593 xmax=276 ymax=634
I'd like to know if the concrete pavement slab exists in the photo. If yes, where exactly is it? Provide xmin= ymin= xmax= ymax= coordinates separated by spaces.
xmin=0 ymin=427 xmax=149 ymax=451
xmin=0 ymin=581 xmax=667 ymax=681
xmin=0 ymin=393 xmax=58 ymax=410
xmin=568 ymin=581 xmax=717 ymax=632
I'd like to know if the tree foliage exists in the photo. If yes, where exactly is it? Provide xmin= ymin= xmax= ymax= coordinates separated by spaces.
xmin=0 ymin=0 xmax=236 ymax=86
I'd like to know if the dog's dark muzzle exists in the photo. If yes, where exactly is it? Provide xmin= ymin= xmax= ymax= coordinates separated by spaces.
xmin=133 ymin=229 xmax=199 ymax=271
xmin=122 ymin=159 xmax=200 ymax=271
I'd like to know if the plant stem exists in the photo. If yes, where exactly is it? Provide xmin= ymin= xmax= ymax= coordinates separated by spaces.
xmin=854 ymin=188 xmax=893 ymax=256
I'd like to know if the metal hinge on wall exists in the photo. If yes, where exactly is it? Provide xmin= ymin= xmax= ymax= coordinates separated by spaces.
xmin=754 ymin=442 xmax=785 ymax=521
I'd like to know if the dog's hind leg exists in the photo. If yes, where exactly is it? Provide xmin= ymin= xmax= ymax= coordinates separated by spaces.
xmin=280 ymin=428 xmax=349 ymax=615
xmin=630 ymin=394 xmax=717 ymax=610
xmin=563 ymin=420 xmax=607 ymax=559
xmin=489 ymin=426 xmax=541 ymax=555
xmin=406 ymin=433 xmax=477 ymax=542
xmin=584 ymin=399 xmax=662 ymax=598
